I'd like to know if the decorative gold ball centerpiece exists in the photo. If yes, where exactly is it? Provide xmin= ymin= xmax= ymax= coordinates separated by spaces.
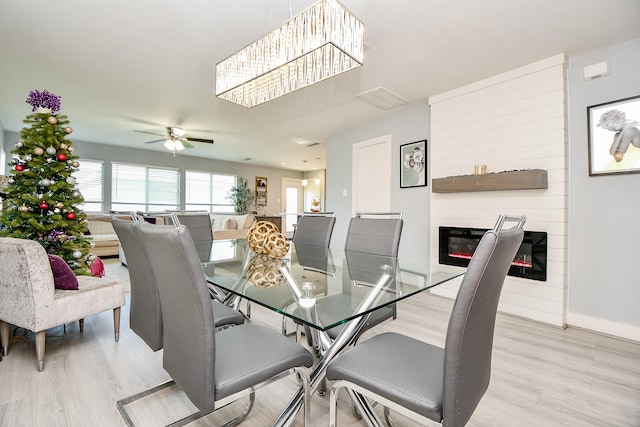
xmin=246 ymin=220 xmax=289 ymax=288
xmin=247 ymin=220 xmax=289 ymax=258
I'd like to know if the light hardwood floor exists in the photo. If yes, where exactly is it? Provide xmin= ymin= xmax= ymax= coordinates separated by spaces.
xmin=0 ymin=258 xmax=638 ymax=427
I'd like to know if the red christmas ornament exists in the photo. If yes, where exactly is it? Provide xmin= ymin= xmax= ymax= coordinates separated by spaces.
xmin=39 ymin=202 xmax=49 ymax=209
xmin=15 ymin=164 xmax=25 ymax=171
xmin=66 ymin=212 xmax=76 ymax=220
xmin=57 ymin=153 xmax=67 ymax=162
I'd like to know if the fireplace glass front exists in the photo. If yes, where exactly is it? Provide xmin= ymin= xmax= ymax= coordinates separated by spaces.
xmin=439 ymin=226 xmax=547 ymax=281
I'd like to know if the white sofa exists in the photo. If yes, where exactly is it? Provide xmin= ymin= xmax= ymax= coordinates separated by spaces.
xmin=86 ymin=215 xmax=120 ymax=257
xmin=210 ymin=214 xmax=255 ymax=240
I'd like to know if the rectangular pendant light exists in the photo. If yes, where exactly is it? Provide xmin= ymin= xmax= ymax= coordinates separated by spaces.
xmin=215 ymin=0 xmax=364 ymax=108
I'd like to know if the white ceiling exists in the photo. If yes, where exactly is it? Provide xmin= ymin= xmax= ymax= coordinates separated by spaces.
xmin=1 ymin=0 xmax=639 ymax=171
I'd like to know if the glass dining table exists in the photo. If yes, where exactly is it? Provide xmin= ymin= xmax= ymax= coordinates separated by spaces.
xmin=203 ymin=238 xmax=466 ymax=427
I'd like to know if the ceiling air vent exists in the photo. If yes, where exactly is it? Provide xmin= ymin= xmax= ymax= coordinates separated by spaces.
xmin=357 ymin=86 xmax=408 ymax=110
xmin=293 ymin=138 xmax=321 ymax=147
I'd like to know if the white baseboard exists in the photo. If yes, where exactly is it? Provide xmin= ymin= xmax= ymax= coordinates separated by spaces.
xmin=568 ymin=312 xmax=640 ymax=343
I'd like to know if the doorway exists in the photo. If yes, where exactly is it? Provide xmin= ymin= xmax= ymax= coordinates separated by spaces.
xmin=352 ymin=135 xmax=392 ymax=212
xmin=281 ymin=178 xmax=304 ymax=237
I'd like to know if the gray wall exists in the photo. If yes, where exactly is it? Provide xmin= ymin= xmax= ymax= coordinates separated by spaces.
xmin=326 ymin=38 xmax=640 ymax=335
xmin=567 ymin=38 xmax=640 ymax=328
xmin=0 ymin=120 xmax=4 ymax=174
xmin=326 ymin=104 xmax=430 ymax=259
xmin=2 ymin=132 xmax=302 ymax=216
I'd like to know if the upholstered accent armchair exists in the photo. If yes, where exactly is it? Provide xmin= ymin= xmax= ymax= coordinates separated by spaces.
xmin=0 ymin=237 xmax=126 ymax=371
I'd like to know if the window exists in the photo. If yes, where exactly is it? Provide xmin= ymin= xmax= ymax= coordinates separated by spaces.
xmin=185 ymin=170 xmax=235 ymax=213
xmin=73 ymin=159 xmax=104 ymax=212
xmin=112 ymin=162 xmax=179 ymax=212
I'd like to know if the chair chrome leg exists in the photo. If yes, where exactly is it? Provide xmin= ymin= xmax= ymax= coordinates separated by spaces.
xmin=220 ymin=392 xmax=255 ymax=427
xmin=117 ymin=380 xmax=177 ymax=427
xmin=383 ymin=406 xmax=396 ymax=427
xmin=118 ymin=381 xmax=257 ymax=427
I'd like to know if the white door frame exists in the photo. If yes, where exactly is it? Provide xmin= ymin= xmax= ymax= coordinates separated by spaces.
xmin=352 ymin=135 xmax=392 ymax=213
xmin=281 ymin=177 xmax=304 ymax=237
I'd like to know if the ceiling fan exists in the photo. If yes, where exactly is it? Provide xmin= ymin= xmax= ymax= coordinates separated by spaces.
xmin=135 ymin=126 xmax=214 ymax=154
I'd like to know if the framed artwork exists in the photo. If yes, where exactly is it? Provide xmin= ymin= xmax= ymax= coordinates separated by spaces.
xmin=587 ymin=95 xmax=640 ymax=176
xmin=400 ymin=140 xmax=427 ymax=188
xmin=255 ymin=176 xmax=267 ymax=206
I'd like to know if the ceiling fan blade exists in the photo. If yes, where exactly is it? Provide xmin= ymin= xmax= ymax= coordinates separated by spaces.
xmin=182 ymin=140 xmax=195 ymax=149
xmin=186 ymin=137 xmax=214 ymax=144
xmin=144 ymin=139 xmax=165 ymax=144
xmin=135 ymin=130 xmax=165 ymax=137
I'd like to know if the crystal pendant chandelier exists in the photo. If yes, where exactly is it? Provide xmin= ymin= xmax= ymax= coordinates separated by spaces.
xmin=216 ymin=0 xmax=364 ymax=108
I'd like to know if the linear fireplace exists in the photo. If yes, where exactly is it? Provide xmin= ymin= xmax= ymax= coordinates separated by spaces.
xmin=439 ymin=226 xmax=547 ymax=281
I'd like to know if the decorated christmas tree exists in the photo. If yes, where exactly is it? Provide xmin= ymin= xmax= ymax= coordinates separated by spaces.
xmin=0 ymin=89 xmax=95 ymax=275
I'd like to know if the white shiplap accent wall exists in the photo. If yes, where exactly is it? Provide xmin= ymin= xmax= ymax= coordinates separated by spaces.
xmin=428 ymin=54 xmax=568 ymax=327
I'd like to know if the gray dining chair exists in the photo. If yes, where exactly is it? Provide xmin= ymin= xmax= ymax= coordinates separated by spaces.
xmin=292 ymin=213 xmax=336 ymax=247
xmin=284 ymin=213 xmax=336 ymax=336
xmin=112 ymin=218 xmax=245 ymax=427
xmin=137 ymin=222 xmax=314 ymax=426
xmin=170 ymin=211 xmax=214 ymax=264
xmin=323 ymin=212 xmax=404 ymax=342
xmin=344 ymin=212 xmax=404 ymax=257
xmin=326 ymin=214 xmax=526 ymax=427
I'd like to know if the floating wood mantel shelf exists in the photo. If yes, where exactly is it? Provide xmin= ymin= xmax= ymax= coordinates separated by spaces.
xmin=432 ymin=169 xmax=548 ymax=193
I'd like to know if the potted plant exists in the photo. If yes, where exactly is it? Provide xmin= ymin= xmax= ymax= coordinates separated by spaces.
xmin=227 ymin=177 xmax=254 ymax=214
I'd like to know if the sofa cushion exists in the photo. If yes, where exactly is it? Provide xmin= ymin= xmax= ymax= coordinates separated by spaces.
xmin=241 ymin=214 xmax=255 ymax=229
xmin=211 ymin=214 xmax=252 ymax=230
xmin=224 ymin=218 xmax=237 ymax=229
xmin=48 ymin=254 xmax=79 ymax=290
xmin=87 ymin=220 xmax=116 ymax=235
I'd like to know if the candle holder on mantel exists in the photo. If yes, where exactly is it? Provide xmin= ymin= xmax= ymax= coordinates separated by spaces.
xmin=473 ymin=164 xmax=487 ymax=175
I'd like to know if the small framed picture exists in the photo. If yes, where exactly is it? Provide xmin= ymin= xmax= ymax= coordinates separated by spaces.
xmin=587 ymin=95 xmax=640 ymax=176
xmin=255 ymin=176 xmax=267 ymax=206
xmin=400 ymin=140 xmax=427 ymax=188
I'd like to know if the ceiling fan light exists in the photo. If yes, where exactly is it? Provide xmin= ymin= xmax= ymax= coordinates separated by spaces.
xmin=164 ymin=140 xmax=176 ymax=151
xmin=174 ymin=140 xmax=185 ymax=151
xmin=171 ymin=127 xmax=186 ymax=137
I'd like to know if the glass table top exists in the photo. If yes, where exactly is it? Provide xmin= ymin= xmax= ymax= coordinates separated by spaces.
xmin=204 ymin=239 xmax=466 ymax=331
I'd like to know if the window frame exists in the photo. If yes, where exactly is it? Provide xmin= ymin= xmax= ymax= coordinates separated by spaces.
xmin=73 ymin=158 xmax=104 ymax=213
xmin=185 ymin=169 xmax=236 ymax=213
xmin=111 ymin=161 xmax=180 ymax=213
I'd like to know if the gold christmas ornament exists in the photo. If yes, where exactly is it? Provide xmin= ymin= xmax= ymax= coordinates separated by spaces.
xmin=33 ymin=147 xmax=44 ymax=155
xmin=64 ymin=126 xmax=73 ymax=134
xmin=47 ymin=116 xmax=57 ymax=125
xmin=60 ymin=143 xmax=68 ymax=150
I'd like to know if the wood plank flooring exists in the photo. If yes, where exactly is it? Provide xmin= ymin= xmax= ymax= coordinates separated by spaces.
xmin=0 ymin=258 xmax=638 ymax=426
